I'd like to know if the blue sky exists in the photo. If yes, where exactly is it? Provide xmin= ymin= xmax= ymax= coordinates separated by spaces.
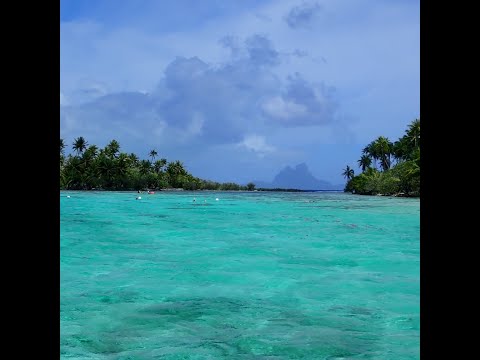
xmin=60 ymin=0 xmax=419 ymax=185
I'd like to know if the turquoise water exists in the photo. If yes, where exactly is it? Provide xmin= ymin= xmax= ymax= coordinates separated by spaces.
xmin=60 ymin=191 xmax=420 ymax=359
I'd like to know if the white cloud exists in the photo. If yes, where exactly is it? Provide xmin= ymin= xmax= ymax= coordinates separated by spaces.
xmin=261 ymin=73 xmax=337 ymax=126
xmin=262 ymin=96 xmax=308 ymax=120
xmin=238 ymin=134 xmax=276 ymax=157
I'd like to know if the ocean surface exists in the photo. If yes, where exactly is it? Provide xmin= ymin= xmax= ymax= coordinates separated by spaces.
xmin=60 ymin=191 xmax=420 ymax=359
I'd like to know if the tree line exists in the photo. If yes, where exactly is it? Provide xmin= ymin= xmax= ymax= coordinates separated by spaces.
xmin=60 ymin=137 xmax=256 ymax=191
xmin=342 ymin=118 xmax=420 ymax=197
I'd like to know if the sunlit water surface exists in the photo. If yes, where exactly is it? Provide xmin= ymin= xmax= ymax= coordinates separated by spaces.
xmin=60 ymin=191 xmax=419 ymax=359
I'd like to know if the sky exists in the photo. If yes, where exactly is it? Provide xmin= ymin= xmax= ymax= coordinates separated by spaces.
xmin=60 ymin=0 xmax=419 ymax=185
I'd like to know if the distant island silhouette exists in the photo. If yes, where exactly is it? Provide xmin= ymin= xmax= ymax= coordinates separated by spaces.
xmin=253 ymin=163 xmax=344 ymax=191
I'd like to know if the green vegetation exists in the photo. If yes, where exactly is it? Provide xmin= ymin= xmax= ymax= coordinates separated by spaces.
xmin=60 ymin=138 xmax=256 ymax=191
xmin=343 ymin=118 xmax=420 ymax=197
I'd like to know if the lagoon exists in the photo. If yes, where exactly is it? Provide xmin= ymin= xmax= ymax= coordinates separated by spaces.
xmin=60 ymin=191 xmax=419 ymax=359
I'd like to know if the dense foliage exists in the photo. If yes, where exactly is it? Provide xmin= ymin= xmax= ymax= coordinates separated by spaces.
xmin=343 ymin=118 xmax=420 ymax=197
xmin=60 ymin=137 xmax=256 ymax=191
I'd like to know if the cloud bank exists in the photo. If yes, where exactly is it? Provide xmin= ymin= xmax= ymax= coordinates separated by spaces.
xmin=61 ymin=33 xmax=340 ymax=156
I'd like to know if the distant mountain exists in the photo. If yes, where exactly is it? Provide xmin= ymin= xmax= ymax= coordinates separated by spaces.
xmin=253 ymin=163 xmax=344 ymax=190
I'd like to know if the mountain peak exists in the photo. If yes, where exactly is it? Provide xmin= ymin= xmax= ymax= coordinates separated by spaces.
xmin=255 ymin=163 xmax=343 ymax=190
xmin=294 ymin=163 xmax=308 ymax=172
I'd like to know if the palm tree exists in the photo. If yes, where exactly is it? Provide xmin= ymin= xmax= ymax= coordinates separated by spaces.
xmin=392 ymin=139 xmax=406 ymax=162
xmin=80 ymin=145 xmax=98 ymax=175
xmin=149 ymin=149 xmax=158 ymax=162
xmin=392 ymin=119 xmax=420 ymax=162
xmin=372 ymin=136 xmax=393 ymax=171
xmin=72 ymin=136 xmax=88 ymax=155
xmin=60 ymin=138 xmax=66 ymax=168
xmin=160 ymin=158 xmax=167 ymax=169
xmin=363 ymin=141 xmax=378 ymax=169
xmin=105 ymin=140 xmax=120 ymax=158
xmin=357 ymin=155 xmax=372 ymax=172
xmin=128 ymin=153 xmax=139 ymax=167
xmin=166 ymin=160 xmax=187 ymax=187
xmin=139 ymin=160 xmax=152 ymax=175
xmin=154 ymin=159 xmax=167 ymax=174
xmin=342 ymin=165 xmax=354 ymax=180
xmin=83 ymin=145 xmax=98 ymax=159
xmin=60 ymin=138 xmax=65 ymax=155
xmin=406 ymin=118 xmax=420 ymax=148
xmin=115 ymin=153 xmax=130 ymax=179
xmin=95 ymin=153 xmax=115 ymax=187
xmin=167 ymin=160 xmax=186 ymax=177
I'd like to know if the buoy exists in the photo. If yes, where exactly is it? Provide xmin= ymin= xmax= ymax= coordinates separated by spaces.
xmin=215 ymin=198 xmax=219 ymax=201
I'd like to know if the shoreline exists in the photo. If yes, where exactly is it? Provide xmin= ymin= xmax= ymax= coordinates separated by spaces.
xmin=59 ymin=188 xmax=343 ymax=193
xmin=59 ymin=188 xmax=418 ymax=197
xmin=347 ymin=191 xmax=419 ymax=198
